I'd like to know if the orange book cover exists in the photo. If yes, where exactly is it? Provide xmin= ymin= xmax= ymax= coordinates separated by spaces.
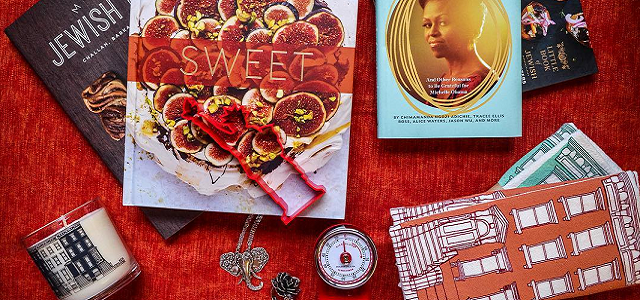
xmin=391 ymin=171 xmax=639 ymax=300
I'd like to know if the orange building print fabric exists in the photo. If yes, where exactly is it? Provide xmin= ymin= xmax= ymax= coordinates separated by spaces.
xmin=389 ymin=171 xmax=640 ymax=300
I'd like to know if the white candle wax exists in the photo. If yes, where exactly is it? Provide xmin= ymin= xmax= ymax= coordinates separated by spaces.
xmin=28 ymin=208 xmax=136 ymax=300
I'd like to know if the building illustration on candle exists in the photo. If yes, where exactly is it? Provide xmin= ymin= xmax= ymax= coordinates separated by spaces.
xmin=28 ymin=222 xmax=126 ymax=298
xmin=391 ymin=172 xmax=640 ymax=300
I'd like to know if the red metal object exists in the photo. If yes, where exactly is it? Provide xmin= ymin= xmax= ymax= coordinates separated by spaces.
xmin=182 ymin=98 xmax=326 ymax=224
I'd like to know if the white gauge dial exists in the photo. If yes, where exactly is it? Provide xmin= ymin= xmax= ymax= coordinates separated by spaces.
xmin=315 ymin=225 xmax=377 ymax=290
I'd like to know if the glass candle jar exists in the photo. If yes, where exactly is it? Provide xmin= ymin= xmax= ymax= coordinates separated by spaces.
xmin=22 ymin=199 xmax=140 ymax=300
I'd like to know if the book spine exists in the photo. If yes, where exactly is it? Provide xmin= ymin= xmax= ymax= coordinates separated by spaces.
xmin=375 ymin=0 xmax=387 ymax=139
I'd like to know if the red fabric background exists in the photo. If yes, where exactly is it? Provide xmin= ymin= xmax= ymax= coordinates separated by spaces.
xmin=1 ymin=0 xmax=639 ymax=299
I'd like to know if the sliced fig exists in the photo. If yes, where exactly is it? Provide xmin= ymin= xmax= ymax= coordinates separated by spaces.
xmin=288 ymin=47 xmax=325 ymax=81
xmin=237 ymin=131 xmax=256 ymax=162
xmin=264 ymin=2 xmax=298 ymax=29
xmin=305 ymin=64 xmax=338 ymax=85
xmin=287 ymin=0 xmax=314 ymax=19
xmin=142 ymin=16 xmax=181 ymax=49
xmin=252 ymin=129 xmax=283 ymax=155
xmin=190 ymin=18 xmax=222 ymax=50
xmin=154 ymin=84 xmax=182 ymax=111
xmin=141 ymin=48 xmax=181 ymax=90
xmin=176 ymin=0 xmax=220 ymax=28
xmin=260 ymin=71 xmax=295 ymax=103
xmin=162 ymin=93 xmax=195 ymax=128
xmin=204 ymin=142 xmax=233 ymax=166
xmin=202 ymin=95 xmax=247 ymax=145
xmin=218 ymin=17 xmax=247 ymax=54
xmin=217 ymin=0 xmax=237 ymax=20
xmin=160 ymin=68 xmax=185 ymax=86
xmin=246 ymin=28 xmax=272 ymax=44
xmin=272 ymin=21 xmax=319 ymax=65
xmin=156 ymin=0 xmax=179 ymax=15
xmin=272 ymin=21 xmax=319 ymax=50
xmin=171 ymin=120 xmax=203 ymax=153
xmin=237 ymin=0 xmax=280 ymax=20
xmin=245 ymin=129 xmax=283 ymax=168
xmin=306 ymin=11 xmax=344 ymax=47
xmin=242 ymin=88 xmax=274 ymax=126
xmin=293 ymin=80 xmax=339 ymax=119
xmin=191 ymin=121 xmax=214 ymax=144
xmin=273 ymin=92 xmax=326 ymax=137
xmin=218 ymin=16 xmax=264 ymax=56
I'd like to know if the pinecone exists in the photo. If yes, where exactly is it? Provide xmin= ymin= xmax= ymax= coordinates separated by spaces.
xmin=271 ymin=272 xmax=300 ymax=300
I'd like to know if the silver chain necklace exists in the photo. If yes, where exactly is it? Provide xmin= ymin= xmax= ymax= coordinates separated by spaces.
xmin=220 ymin=215 xmax=269 ymax=291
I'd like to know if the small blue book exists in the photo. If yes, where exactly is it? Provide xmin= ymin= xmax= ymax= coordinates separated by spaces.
xmin=376 ymin=0 xmax=522 ymax=138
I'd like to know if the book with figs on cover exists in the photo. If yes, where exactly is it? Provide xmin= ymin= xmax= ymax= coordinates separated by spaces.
xmin=520 ymin=0 xmax=598 ymax=92
xmin=376 ymin=0 xmax=522 ymax=138
xmin=123 ymin=0 xmax=359 ymax=222
xmin=5 ymin=0 xmax=200 ymax=239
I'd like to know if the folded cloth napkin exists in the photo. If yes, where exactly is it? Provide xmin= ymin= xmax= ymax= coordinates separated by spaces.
xmin=390 ymin=124 xmax=629 ymax=300
xmin=390 ymin=171 xmax=639 ymax=300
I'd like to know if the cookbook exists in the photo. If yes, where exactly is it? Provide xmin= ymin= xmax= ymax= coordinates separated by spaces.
xmin=376 ymin=0 xmax=522 ymax=138
xmin=123 ymin=0 xmax=359 ymax=221
xmin=5 ymin=0 xmax=200 ymax=239
xmin=521 ymin=0 xmax=598 ymax=92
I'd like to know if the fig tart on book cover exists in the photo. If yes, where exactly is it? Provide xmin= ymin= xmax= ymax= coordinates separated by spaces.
xmin=124 ymin=0 xmax=358 ymax=221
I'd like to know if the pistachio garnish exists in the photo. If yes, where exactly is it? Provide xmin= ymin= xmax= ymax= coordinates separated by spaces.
xmin=293 ymin=108 xmax=313 ymax=124
xmin=236 ymin=9 xmax=254 ymax=23
xmin=207 ymin=103 xmax=219 ymax=114
xmin=141 ymin=120 xmax=157 ymax=137
xmin=186 ymin=11 xmax=204 ymax=34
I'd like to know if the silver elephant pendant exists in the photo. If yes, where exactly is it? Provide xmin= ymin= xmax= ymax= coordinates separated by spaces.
xmin=220 ymin=247 xmax=270 ymax=291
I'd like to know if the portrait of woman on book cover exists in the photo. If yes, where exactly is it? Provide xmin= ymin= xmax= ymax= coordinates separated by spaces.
xmin=419 ymin=0 xmax=494 ymax=102
xmin=386 ymin=0 xmax=511 ymax=113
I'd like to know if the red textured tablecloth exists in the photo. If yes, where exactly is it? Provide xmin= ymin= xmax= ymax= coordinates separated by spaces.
xmin=1 ymin=0 xmax=639 ymax=299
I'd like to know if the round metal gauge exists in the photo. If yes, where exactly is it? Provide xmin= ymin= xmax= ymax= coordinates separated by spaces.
xmin=314 ymin=224 xmax=378 ymax=290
